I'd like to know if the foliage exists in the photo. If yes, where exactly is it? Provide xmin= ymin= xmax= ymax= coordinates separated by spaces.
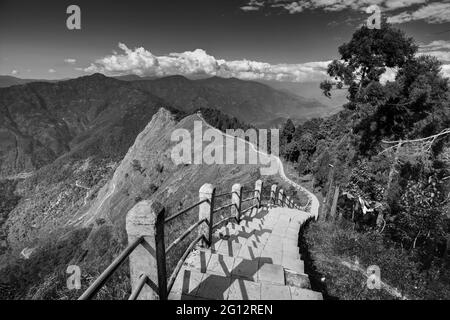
xmin=280 ymin=21 xmax=450 ymax=299
xmin=196 ymin=107 xmax=253 ymax=132
xmin=321 ymin=21 xmax=417 ymax=102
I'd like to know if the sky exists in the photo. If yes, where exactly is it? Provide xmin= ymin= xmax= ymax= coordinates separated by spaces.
xmin=0 ymin=0 xmax=449 ymax=82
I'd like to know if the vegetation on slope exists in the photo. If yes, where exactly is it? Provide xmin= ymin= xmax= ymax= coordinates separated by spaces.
xmin=280 ymin=21 xmax=450 ymax=299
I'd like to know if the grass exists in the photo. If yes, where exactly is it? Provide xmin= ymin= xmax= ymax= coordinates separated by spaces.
xmin=302 ymin=219 xmax=450 ymax=300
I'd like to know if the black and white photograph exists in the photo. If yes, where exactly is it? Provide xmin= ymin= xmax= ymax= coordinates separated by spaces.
xmin=0 ymin=0 xmax=449 ymax=304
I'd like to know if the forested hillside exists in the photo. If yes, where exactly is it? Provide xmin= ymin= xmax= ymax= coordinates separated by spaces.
xmin=279 ymin=21 xmax=450 ymax=299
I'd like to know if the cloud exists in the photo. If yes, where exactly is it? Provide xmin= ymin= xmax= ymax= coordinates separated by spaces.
xmin=441 ymin=64 xmax=450 ymax=78
xmin=271 ymin=1 xmax=310 ymax=14
xmin=83 ymin=43 xmax=330 ymax=82
xmin=387 ymin=2 xmax=450 ymax=24
xmin=240 ymin=0 xmax=450 ymax=24
xmin=48 ymin=68 xmax=56 ymax=73
xmin=419 ymin=40 xmax=450 ymax=62
xmin=242 ymin=0 xmax=426 ymax=14
xmin=240 ymin=0 xmax=264 ymax=11
xmin=64 ymin=58 xmax=77 ymax=64
xmin=240 ymin=6 xmax=261 ymax=11
xmin=383 ymin=0 xmax=427 ymax=11
xmin=11 ymin=70 xmax=18 ymax=75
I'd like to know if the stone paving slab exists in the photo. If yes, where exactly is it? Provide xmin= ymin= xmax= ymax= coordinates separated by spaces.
xmin=227 ymin=278 xmax=262 ymax=300
xmin=257 ymin=262 xmax=285 ymax=285
xmin=231 ymin=257 xmax=259 ymax=281
xmin=260 ymin=248 xmax=282 ymax=265
xmin=261 ymin=283 xmax=291 ymax=300
xmin=237 ymin=244 xmax=263 ymax=260
xmin=197 ymin=273 xmax=232 ymax=300
xmin=171 ymin=268 xmax=205 ymax=296
xmin=216 ymin=239 xmax=242 ymax=257
xmin=206 ymin=253 xmax=235 ymax=277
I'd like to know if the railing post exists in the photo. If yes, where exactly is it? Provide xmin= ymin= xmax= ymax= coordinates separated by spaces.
xmin=126 ymin=200 xmax=167 ymax=300
xmin=232 ymin=183 xmax=243 ymax=222
xmin=286 ymin=196 xmax=291 ymax=208
xmin=270 ymin=184 xmax=278 ymax=205
xmin=254 ymin=179 xmax=263 ymax=208
xmin=199 ymin=183 xmax=215 ymax=247
xmin=279 ymin=188 xmax=284 ymax=207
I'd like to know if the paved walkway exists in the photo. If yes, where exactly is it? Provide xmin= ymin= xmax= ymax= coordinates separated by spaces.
xmin=168 ymin=205 xmax=323 ymax=300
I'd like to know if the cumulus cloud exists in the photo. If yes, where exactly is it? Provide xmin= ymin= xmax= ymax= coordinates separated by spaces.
xmin=271 ymin=1 xmax=311 ymax=13
xmin=241 ymin=0 xmax=449 ymax=24
xmin=83 ymin=43 xmax=330 ymax=82
xmin=11 ymin=70 xmax=18 ymax=75
xmin=387 ymin=2 xmax=450 ymax=24
xmin=383 ymin=0 xmax=427 ymax=11
xmin=64 ymin=58 xmax=77 ymax=64
xmin=441 ymin=64 xmax=450 ymax=78
xmin=48 ymin=68 xmax=56 ymax=73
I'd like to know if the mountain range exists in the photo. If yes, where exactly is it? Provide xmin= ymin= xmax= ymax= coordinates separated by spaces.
xmin=0 ymin=73 xmax=342 ymax=178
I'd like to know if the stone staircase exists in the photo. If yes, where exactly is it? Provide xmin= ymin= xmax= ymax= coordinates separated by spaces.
xmin=168 ymin=205 xmax=323 ymax=300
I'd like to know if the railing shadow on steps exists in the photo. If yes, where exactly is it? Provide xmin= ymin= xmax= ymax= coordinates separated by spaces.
xmin=78 ymin=180 xmax=310 ymax=300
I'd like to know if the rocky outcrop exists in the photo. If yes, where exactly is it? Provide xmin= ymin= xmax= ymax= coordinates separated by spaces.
xmin=76 ymin=108 xmax=261 ymax=239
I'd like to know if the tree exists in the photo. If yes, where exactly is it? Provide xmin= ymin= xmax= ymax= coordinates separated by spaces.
xmin=281 ymin=119 xmax=295 ymax=145
xmin=321 ymin=21 xmax=417 ymax=105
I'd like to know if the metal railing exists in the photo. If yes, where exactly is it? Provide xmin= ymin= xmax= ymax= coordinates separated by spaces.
xmin=78 ymin=180 xmax=307 ymax=300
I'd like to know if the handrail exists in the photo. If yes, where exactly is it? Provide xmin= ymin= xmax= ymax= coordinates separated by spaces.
xmin=212 ymin=215 xmax=237 ymax=230
xmin=166 ymin=234 xmax=205 ymax=294
xmin=241 ymin=196 xmax=256 ymax=203
xmin=164 ymin=199 xmax=208 ymax=223
xmin=212 ymin=202 xmax=235 ymax=213
xmin=165 ymin=218 xmax=207 ymax=254
xmin=80 ymin=179 xmax=309 ymax=300
xmin=78 ymin=236 xmax=144 ymax=300
xmin=241 ymin=204 xmax=257 ymax=214
xmin=128 ymin=274 xmax=148 ymax=300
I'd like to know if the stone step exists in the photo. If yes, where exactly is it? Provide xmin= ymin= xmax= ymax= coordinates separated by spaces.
xmin=210 ymin=234 xmax=303 ymax=271
xmin=183 ymin=250 xmax=287 ymax=284
xmin=169 ymin=267 xmax=323 ymax=300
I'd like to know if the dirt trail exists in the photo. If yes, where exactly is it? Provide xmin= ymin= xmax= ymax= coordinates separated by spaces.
xmin=199 ymin=113 xmax=319 ymax=218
